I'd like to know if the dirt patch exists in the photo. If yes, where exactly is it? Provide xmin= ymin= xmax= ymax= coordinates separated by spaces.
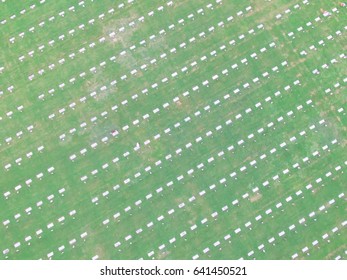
xmin=324 ymin=244 xmax=347 ymax=259
xmin=250 ymin=192 xmax=262 ymax=202
xmin=102 ymin=10 xmax=140 ymax=47
xmin=156 ymin=250 xmax=171 ymax=259
xmin=94 ymin=245 xmax=107 ymax=259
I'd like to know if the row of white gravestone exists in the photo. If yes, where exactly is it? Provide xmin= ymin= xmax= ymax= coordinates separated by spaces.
xmin=5 ymin=0 xmax=139 ymax=42
xmin=197 ymin=191 xmax=345 ymax=260
xmin=112 ymin=39 xmax=345 ymax=257
xmin=124 ymin=122 xmax=338 ymax=259
xmin=88 ymin=75 xmax=304 ymax=220
xmin=3 ymin=166 xmax=56 ymax=200
xmin=1 ymin=0 xmax=48 ymax=26
xmin=103 ymin=101 xmax=326 ymax=249
xmin=2 ymin=0 xmax=234 ymax=177
xmin=286 ymin=5 xmax=342 ymax=40
xmin=81 ymin=52 xmax=299 ymax=217
xmin=48 ymin=0 xmax=345 ymax=190
xmin=275 ymin=0 xmax=319 ymax=22
xmin=2 ymin=17 xmax=266 ymax=178
xmin=35 ymin=2 xmax=250 ymax=116
xmin=191 ymin=164 xmax=346 ymax=260
xmin=311 ymin=53 xmax=346 ymax=75
xmin=299 ymin=27 xmax=347 ymax=56
xmin=291 ymin=219 xmax=346 ymax=260
xmin=45 ymin=5 xmax=250 ymax=122
xmin=48 ymin=15 xmax=259 ymax=150
xmin=2 ymin=187 xmax=66 ymax=228
xmin=64 ymin=38 xmax=273 ymax=170
xmin=11 ymin=0 xmax=176 ymax=64
xmin=113 ymin=118 xmax=334 ymax=256
xmin=76 ymin=55 xmax=288 ymax=194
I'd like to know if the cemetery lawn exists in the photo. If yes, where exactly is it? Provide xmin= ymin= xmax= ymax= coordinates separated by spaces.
xmin=0 ymin=0 xmax=346 ymax=260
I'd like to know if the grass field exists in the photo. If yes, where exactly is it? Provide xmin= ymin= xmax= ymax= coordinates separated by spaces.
xmin=0 ymin=0 xmax=346 ymax=260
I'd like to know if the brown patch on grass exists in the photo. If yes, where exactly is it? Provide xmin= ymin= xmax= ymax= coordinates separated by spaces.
xmin=156 ymin=250 xmax=171 ymax=259
xmin=248 ymin=0 xmax=295 ymax=28
xmin=95 ymin=86 xmax=117 ymax=101
xmin=102 ymin=10 xmax=139 ymax=47
xmin=250 ymin=193 xmax=262 ymax=202
xmin=324 ymin=244 xmax=347 ymax=259
xmin=94 ymin=245 xmax=107 ymax=259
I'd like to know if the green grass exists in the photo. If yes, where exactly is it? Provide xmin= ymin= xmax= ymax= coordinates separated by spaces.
xmin=0 ymin=0 xmax=346 ymax=260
